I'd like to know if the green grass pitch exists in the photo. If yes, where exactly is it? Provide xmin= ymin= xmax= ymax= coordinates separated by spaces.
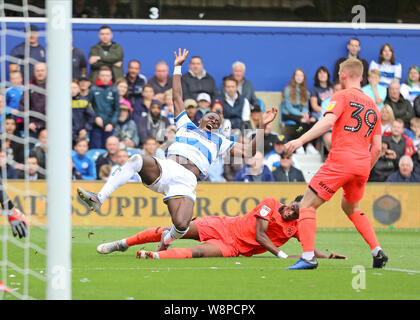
xmin=1 ymin=226 xmax=419 ymax=300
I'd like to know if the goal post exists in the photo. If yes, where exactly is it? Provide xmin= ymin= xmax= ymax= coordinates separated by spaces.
xmin=46 ymin=0 xmax=72 ymax=300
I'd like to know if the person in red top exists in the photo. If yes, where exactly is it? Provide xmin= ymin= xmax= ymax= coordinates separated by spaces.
xmin=284 ymin=58 xmax=387 ymax=270
xmin=96 ymin=196 xmax=346 ymax=261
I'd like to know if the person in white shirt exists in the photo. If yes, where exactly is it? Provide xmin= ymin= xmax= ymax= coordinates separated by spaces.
xmin=400 ymin=65 xmax=420 ymax=106
xmin=369 ymin=43 xmax=402 ymax=88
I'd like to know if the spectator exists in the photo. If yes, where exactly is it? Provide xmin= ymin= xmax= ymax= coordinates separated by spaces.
xmin=78 ymin=74 xmax=91 ymax=100
xmin=95 ymin=136 xmax=120 ymax=179
xmin=183 ymin=98 xmax=201 ymax=126
xmin=9 ymin=24 xmax=46 ymax=81
xmin=137 ymin=100 xmax=170 ymax=146
xmin=282 ymin=68 xmax=313 ymax=143
xmin=220 ymin=75 xmax=251 ymax=131
xmin=88 ymin=25 xmax=124 ymax=82
xmin=369 ymin=141 xmax=397 ymax=182
xmin=207 ymin=156 xmax=226 ymax=183
xmin=161 ymin=89 xmax=174 ymax=125
xmin=125 ymin=59 xmax=147 ymax=105
xmin=88 ymin=66 xmax=120 ymax=149
xmin=196 ymin=92 xmax=212 ymax=117
xmin=210 ymin=100 xmax=231 ymax=138
xmin=18 ymin=62 xmax=47 ymax=141
xmin=29 ymin=128 xmax=47 ymax=171
xmin=263 ymin=122 xmax=280 ymax=156
xmin=333 ymin=38 xmax=369 ymax=86
xmin=141 ymin=136 xmax=165 ymax=159
xmin=72 ymin=138 xmax=96 ymax=180
xmin=310 ymin=66 xmax=333 ymax=122
xmin=223 ymin=135 xmax=247 ymax=181
xmin=362 ymin=69 xmax=387 ymax=110
xmin=72 ymin=158 xmax=83 ymax=180
xmin=5 ymin=70 xmax=24 ymax=129
xmin=383 ymin=119 xmax=416 ymax=165
xmin=320 ymin=81 xmax=342 ymax=152
xmin=98 ymin=164 xmax=111 ymax=181
xmin=264 ymin=135 xmax=300 ymax=173
xmin=132 ymin=84 xmax=157 ymax=125
xmin=111 ymin=149 xmax=140 ymax=182
xmin=18 ymin=156 xmax=44 ymax=180
xmin=114 ymin=101 xmax=139 ymax=148
xmin=380 ymin=104 xmax=395 ymax=135
xmin=0 ymin=149 xmax=18 ymax=179
xmin=233 ymin=151 xmax=274 ymax=182
xmin=3 ymin=116 xmax=24 ymax=170
xmin=386 ymin=155 xmax=420 ymax=182
xmin=158 ymin=126 xmax=177 ymax=155
xmin=273 ymin=152 xmax=305 ymax=182
xmin=413 ymin=146 xmax=420 ymax=176
xmin=413 ymin=94 xmax=420 ymax=118
xmin=115 ymin=77 xmax=132 ymax=112
xmin=248 ymin=104 xmax=262 ymax=131
xmin=72 ymin=79 xmax=95 ymax=146
xmin=384 ymin=80 xmax=414 ymax=129
xmin=409 ymin=117 xmax=420 ymax=151
xmin=148 ymin=61 xmax=172 ymax=96
xmin=222 ymin=61 xmax=258 ymax=107
xmin=72 ymin=39 xmax=87 ymax=80
xmin=369 ymin=43 xmax=402 ymax=87
xmin=400 ymin=65 xmax=420 ymax=106
xmin=181 ymin=56 xmax=218 ymax=100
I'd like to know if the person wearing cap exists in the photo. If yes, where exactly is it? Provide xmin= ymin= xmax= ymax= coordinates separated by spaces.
xmin=273 ymin=152 xmax=306 ymax=182
xmin=78 ymin=74 xmax=91 ymax=100
xmin=9 ymin=24 xmax=46 ymax=81
xmin=184 ymin=98 xmax=202 ymax=126
xmin=71 ymin=79 xmax=95 ymax=146
xmin=249 ymin=104 xmax=262 ymax=130
xmin=196 ymin=92 xmax=212 ymax=117
xmin=137 ymin=100 xmax=170 ymax=147
xmin=264 ymin=135 xmax=301 ymax=172
xmin=114 ymin=101 xmax=139 ymax=148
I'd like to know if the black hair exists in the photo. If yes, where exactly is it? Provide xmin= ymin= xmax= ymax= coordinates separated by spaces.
xmin=294 ymin=195 xmax=304 ymax=203
xmin=314 ymin=66 xmax=332 ymax=87
xmin=99 ymin=25 xmax=112 ymax=31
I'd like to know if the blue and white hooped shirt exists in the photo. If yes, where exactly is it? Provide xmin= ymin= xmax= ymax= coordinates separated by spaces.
xmin=400 ymin=83 xmax=420 ymax=106
xmin=167 ymin=111 xmax=235 ymax=176
xmin=369 ymin=60 xmax=402 ymax=87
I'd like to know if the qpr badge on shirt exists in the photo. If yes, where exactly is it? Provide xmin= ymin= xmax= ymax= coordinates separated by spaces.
xmin=259 ymin=205 xmax=271 ymax=217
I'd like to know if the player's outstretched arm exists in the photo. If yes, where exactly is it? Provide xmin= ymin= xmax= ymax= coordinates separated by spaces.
xmin=284 ymin=113 xmax=337 ymax=156
xmin=172 ymin=48 xmax=189 ymax=119
xmin=231 ymin=107 xmax=278 ymax=158
xmin=287 ymin=249 xmax=346 ymax=259
xmin=255 ymin=216 xmax=288 ymax=259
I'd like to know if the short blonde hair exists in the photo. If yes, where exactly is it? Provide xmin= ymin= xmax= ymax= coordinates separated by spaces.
xmin=381 ymin=104 xmax=395 ymax=122
xmin=339 ymin=58 xmax=363 ymax=78
xmin=368 ymin=69 xmax=381 ymax=78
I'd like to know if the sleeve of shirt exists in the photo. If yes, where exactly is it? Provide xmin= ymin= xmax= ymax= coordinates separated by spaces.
xmin=242 ymin=98 xmax=250 ymax=121
xmin=254 ymin=198 xmax=277 ymax=221
xmin=218 ymin=135 xmax=235 ymax=156
xmin=395 ymin=63 xmax=402 ymax=79
xmin=369 ymin=60 xmax=378 ymax=71
xmin=174 ymin=110 xmax=193 ymax=129
xmin=323 ymin=91 xmax=345 ymax=118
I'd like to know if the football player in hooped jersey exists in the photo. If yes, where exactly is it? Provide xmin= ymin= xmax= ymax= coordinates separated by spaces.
xmin=78 ymin=48 xmax=278 ymax=253
xmin=284 ymin=58 xmax=388 ymax=270
xmin=96 ymin=196 xmax=346 ymax=260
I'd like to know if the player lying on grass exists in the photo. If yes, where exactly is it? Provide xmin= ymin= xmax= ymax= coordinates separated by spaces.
xmin=97 ymin=196 xmax=346 ymax=261
xmin=77 ymin=48 xmax=277 ymax=252
xmin=0 ymin=179 xmax=27 ymax=239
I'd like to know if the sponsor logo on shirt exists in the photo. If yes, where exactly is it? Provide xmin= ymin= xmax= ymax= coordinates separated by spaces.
xmin=326 ymin=101 xmax=336 ymax=111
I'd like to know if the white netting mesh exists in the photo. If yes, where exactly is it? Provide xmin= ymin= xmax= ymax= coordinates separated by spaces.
xmin=0 ymin=0 xmax=47 ymax=300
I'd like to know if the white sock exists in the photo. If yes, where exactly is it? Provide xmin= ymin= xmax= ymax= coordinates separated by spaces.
xmin=371 ymin=246 xmax=382 ymax=257
xmin=302 ymin=251 xmax=315 ymax=260
xmin=163 ymin=225 xmax=189 ymax=246
xmin=97 ymin=155 xmax=143 ymax=203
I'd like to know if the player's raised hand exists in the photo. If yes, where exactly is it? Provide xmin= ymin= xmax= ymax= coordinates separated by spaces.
xmin=174 ymin=48 xmax=189 ymax=66
xmin=261 ymin=107 xmax=277 ymax=126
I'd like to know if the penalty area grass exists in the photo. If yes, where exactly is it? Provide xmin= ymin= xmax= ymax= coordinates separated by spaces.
xmin=1 ymin=226 xmax=419 ymax=300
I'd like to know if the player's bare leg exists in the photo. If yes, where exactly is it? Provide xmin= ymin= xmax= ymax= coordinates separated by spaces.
xmin=78 ymin=155 xmax=160 ymax=212
xmin=137 ymin=242 xmax=223 ymax=259
xmin=341 ymin=197 xmax=388 ymax=268
xmin=287 ymin=187 xmax=325 ymax=270
xmin=156 ymin=197 xmax=195 ymax=251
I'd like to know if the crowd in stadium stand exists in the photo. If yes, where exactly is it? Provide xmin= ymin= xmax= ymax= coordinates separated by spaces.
xmin=2 ymin=24 xmax=420 ymax=183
